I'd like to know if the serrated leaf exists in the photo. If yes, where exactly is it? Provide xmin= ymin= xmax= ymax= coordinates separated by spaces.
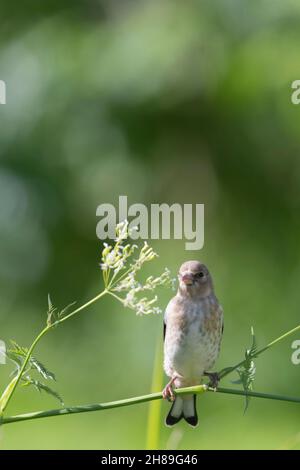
xmin=236 ymin=327 xmax=258 ymax=413
xmin=249 ymin=326 xmax=258 ymax=358
xmin=58 ymin=301 xmax=76 ymax=319
xmin=8 ymin=340 xmax=56 ymax=381
xmin=47 ymin=296 xmax=76 ymax=325
xmin=9 ymin=340 xmax=27 ymax=356
xmin=30 ymin=357 xmax=56 ymax=381
xmin=47 ymin=293 xmax=57 ymax=326
xmin=22 ymin=378 xmax=64 ymax=406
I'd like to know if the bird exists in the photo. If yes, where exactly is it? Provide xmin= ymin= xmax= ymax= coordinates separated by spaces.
xmin=163 ymin=260 xmax=224 ymax=427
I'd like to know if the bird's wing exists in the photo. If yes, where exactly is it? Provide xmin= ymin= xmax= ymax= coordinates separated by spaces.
xmin=218 ymin=303 xmax=224 ymax=336
xmin=163 ymin=298 xmax=173 ymax=342
xmin=163 ymin=307 xmax=168 ymax=341
xmin=164 ymin=297 xmax=176 ymax=340
xmin=210 ymin=298 xmax=224 ymax=336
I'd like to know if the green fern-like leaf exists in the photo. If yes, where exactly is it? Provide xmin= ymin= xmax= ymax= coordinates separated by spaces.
xmin=58 ymin=301 xmax=76 ymax=320
xmin=47 ymin=293 xmax=58 ymax=326
xmin=8 ymin=340 xmax=56 ymax=381
xmin=47 ymin=295 xmax=76 ymax=325
xmin=22 ymin=378 xmax=64 ymax=406
xmin=30 ymin=357 xmax=56 ymax=381
xmin=235 ymin=327 xmax=257 ymax=413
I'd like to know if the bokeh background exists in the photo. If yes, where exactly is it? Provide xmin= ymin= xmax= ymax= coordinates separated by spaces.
xmin=1 ymin=0 xmax=300 ymax=450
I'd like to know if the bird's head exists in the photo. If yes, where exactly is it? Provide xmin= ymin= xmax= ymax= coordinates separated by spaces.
xmin=178 ymin=260 xmax=213 ymax=299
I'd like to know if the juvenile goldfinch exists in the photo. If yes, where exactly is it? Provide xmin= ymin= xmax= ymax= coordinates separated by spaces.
xmin=163 ymin=261 xmax=224 ymax=427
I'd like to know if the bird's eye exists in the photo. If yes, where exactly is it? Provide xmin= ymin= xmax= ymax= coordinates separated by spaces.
xmin=197 ymin=271 xmax=204 ymax=278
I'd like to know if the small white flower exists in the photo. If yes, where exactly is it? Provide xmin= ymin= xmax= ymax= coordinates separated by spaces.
xmin=100 ymin=220 xmax=174 ymax=315
xmin=152 ymin=307 xmax=162 ymax=315
xmin=115 ymin=220 xmax=129 ymax=242
xmin=124 ymin=291 xmax=135 ymax=307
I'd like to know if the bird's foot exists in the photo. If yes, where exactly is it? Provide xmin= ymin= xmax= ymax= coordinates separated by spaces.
xmin=162 ymin=378 xmax=176 ymax=402
xmin=204 ymin=371 xmax=220 ymax=390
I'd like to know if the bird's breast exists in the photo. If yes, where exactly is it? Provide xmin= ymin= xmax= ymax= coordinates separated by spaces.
xmin=164 ymin=297 xmax=222 ymax=380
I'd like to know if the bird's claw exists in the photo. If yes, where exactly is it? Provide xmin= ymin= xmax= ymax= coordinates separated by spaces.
xmin=162 ymin=383 xmax=175 ymax=402
xmin=204 ymin=371 xmax=220 ymax=390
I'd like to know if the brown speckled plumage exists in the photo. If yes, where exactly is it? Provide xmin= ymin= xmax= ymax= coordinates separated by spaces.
xmin=163 ymin=261 xmax=223 ymax=426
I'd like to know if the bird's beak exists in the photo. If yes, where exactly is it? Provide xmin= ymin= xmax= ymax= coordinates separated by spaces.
xmin=181 ymin=272 xmax=194 ymax=285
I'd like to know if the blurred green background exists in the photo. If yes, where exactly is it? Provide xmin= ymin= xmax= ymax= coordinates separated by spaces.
xmin=1 ymin=0 xmax=300 ymax=450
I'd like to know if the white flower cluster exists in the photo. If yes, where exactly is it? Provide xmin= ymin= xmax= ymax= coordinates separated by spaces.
xmin=100 ymin=242 xmax=137 ymax=275
xmin=113 ymin=267 xmax=175 ymax=294
xmin=100 ymin=221 xmax=175 ymax=315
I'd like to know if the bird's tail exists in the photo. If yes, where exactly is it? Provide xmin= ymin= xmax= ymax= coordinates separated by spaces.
xmin=165 ymin=394 xmax=198 ymax=427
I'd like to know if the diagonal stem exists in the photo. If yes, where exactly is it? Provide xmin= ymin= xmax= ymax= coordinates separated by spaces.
xmin=0 ymin=290 xmax=108 ymax=414
xmin=218 ymin=323 xmax=300 ymax=380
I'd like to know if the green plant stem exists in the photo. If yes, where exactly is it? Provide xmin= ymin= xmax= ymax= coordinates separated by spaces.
xmin=214 ymin=387 xmax=300 ymax=403
xmin=2 ymin=321 xmax=300 ymax=425
xmin=55 ymin=290 xmax=108 ymax=325
xmin=1 ymin=385 xmax=300 ymax=426
xmin=1 ymin=289 xmax=108 ymax=413
xmin=218 ymin=323 xmax=300 ymax=380
xmin=107 ymin=291 xmax=123 ymax=303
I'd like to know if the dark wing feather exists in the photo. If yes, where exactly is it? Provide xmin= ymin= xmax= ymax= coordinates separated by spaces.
xmin=163 ymin=301 xmax=171 ymax=342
